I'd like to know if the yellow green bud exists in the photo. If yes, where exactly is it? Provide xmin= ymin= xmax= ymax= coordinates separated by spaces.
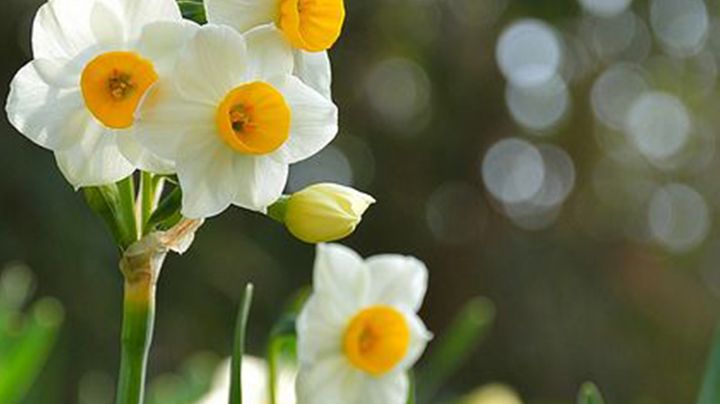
xmin=275 ymin=183 xmax=375 ymax=243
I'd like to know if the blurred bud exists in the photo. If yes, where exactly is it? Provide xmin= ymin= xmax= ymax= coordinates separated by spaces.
xmin=269 ymin=183 xmax=376 ymax=243
xmin=461 ymin=383 xmax=523 ymax=404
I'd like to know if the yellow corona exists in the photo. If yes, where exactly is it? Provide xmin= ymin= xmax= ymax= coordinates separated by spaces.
xmin=81 ymin=52 xmax=158 ymax=129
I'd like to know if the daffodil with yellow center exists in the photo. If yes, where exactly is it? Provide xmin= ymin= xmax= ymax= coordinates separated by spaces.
xmin=6 ymin=0 xmax=199 ymax=187
xmin=205 ymin=0 xmax=344 ymax=99
xmin=296 ymin=244 xmax=432 ymax=404
xmin=135 ymin=25 xmax=338 ymax=219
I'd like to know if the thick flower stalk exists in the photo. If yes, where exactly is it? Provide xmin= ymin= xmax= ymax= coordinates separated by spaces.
xmin=117 ymin=218 xmax=202 ymax=404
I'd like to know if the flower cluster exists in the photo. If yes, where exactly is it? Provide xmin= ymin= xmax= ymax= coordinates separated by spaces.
xmin=6 ymin=0 xmax=358 ymax=226
xmin=6 ymin=0 xmax=431 ymax=403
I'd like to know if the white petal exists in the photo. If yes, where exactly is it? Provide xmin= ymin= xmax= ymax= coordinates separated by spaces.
xmin=90 ymin=0 xmax=125 ymax=46
xmin=363 ymin=372 xmax=410 ymax=404
xmin=134 ymin=83 xmax=216 ymax=160
xmin=117 ymin=133 xmax=175 ymax=175
xmin=296 ymin=294 xmax=346 ymax=364
xmin=294 ymin=50 xmax=333 ymax=100
xmin=365 ymin=255 xmax=429 ymax=312
xmin=32 ymin=0 xmax=98 ymax=60
xmin=114 ymin=0 xmax=182 ymax=39
xmin=296 ymin=356 xmax=364 ymax=404
xmin=176 ymin=135 xmax=239 ymax=219
xmin=55 ymin=121 xmax=135 ymax=187
xmin=313 ymin=244 xmax=368 ymax=311
xmin=205 ymin=0 xmax=279 ymax=33
xmin=266 ymin=75 xmax=338 ymax=164
xmin=231 ymin=156 xmax=289 ymax=212
xmin=245 ymin=24 xmax=294 ymax=78
xmin=6 ymin=61 xmax=85 ymax=151
xmin=396 ymin=310 xmax=432 ymax=371
xmin=33 ymin=58 xmax=81 ymax=88
xmin=137 ymin=20 xmax=200 ymax=75
xmin=174 ymin=24 xmax=249 ymax=104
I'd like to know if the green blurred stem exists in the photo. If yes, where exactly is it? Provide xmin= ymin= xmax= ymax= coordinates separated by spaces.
xmin=267 ymin=338 xmax=280 ymax=404
xmin=116 ymin=276 xmax=156 ymax=404
xmin=416 ymin=297 xmax=495 ymax=402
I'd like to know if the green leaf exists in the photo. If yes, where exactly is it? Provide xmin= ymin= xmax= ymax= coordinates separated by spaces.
xmin=265 ymin=287 xmax=307 ymax=404
xmin=84 ymin=186 xmax=126 ymax=249
xmin=83 ymin=176 xmax=139 ymax=250
xmin=698 ymin=324 xmax=720 ymax=404
xmin=578 ymin=382 xmax=606 ymax=404
xmin=229 ymin=284 xmax=254 ymax=404
xmin=416 ymin=297 xmax=495 ymax=402
xmin=267 ymin=334 xmax=296 ymax=404
xmin=406 ymin=371 xmax=416 ymax=404
xmin=0 ymin=298 xmax=64 ymax=404
xmin=146 ymin=187 xmax=183 ymax=232
xmin=177 ymin=0 xmax=206 ymax=23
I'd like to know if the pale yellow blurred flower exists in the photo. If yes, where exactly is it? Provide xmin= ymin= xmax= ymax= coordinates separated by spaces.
xmin=461 ymin=383 xmax=524 ymax=404
xmin=195 ymin=356 xmax=296 ymax=404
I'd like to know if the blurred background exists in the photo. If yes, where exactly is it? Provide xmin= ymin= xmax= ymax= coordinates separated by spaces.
xmin=2 ymin=0 xmax=720 ymax=402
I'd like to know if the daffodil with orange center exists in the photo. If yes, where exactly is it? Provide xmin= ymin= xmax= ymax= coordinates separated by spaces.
xmin=205 ymin=0 xmax=345 ymax=99
xmin=134 ymin=25 xmax=338 ymax=219
xmin=6 ymin=0 xmax=198 ymax=187
xmin=296 ymin=244 xmax=432 ymax=404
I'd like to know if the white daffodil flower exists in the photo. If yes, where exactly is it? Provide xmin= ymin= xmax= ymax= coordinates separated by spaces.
xmin=204 ymin=0 xmax=345 ymax=99
xmin=6 ymin=0 xmax=197 ymax=187
xmin=134 ymin=24 xmax=338 ymax=219
xmin=296 ymin=244 xmax=432 ymax=404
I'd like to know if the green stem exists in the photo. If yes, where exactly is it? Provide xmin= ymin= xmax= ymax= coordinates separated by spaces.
xmin=267 ymin=339 xmax=279 ymax=404
xmin=117 ymin=176 xmax=139 ymax=246
xmin=140 ymin=172 xmax=154 ymax=234
xmin=116 ymin=276 xmax=156 ymax=404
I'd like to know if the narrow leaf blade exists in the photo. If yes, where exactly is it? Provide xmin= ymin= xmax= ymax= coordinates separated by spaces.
xmin=698 ymin=324 xmax=720 ymax=404
xmin=146 ymin=187 xmax=183 ymax=232
xmin=416 ymin=297 xmax=495 ymax=402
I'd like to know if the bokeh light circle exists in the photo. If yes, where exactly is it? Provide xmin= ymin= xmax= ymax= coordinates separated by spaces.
xmin=591 ymin=63 xmax=649 ymax=130
xmin=482 ymin=138 xmax=545 ymax=204
xmin=578 ymin=0 xmax=632 ymax=18
xmin=625 ymin=91 xmax=691 ymax=162
xmin=506 ymin=76 xmax=570 ymax=132
xmin=497 ymin=19 xmax=562 ymax=88
xmin=648 ymin=183 xmax=710 ymax=252
xmin=650 ymin=0 xmax=709 ymax=56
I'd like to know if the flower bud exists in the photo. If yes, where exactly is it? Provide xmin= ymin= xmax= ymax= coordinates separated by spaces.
xmin=272 ymin=183 xmax=375 ymax=243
